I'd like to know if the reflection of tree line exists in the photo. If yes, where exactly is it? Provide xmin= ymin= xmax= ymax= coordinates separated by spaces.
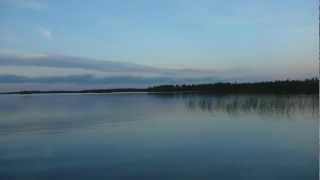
xmin=183 ymin=95 xmax=318 ymax=117
xmin=151 ymin=93 xmax=318 ymax=117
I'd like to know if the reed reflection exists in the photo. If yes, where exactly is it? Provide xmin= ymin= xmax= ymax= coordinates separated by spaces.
xmin=183 ymin=95 xmax=318 ymax=118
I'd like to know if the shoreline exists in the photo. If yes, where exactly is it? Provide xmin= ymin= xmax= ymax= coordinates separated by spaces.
xmin=1 ymin=78 xmax=318 ymax=95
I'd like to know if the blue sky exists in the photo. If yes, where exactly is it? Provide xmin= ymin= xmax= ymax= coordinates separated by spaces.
xmin=0 ymin=0 xmax=317 ymax=90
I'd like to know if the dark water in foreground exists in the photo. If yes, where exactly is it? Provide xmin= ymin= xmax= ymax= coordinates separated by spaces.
xmin=0 ymin=94 xmax=318 ymax=180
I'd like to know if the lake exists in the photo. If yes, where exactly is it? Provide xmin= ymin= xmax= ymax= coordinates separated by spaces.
xmin=0 ymin=93 xmax=318 ymax=180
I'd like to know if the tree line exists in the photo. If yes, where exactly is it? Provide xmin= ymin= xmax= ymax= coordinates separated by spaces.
xmin=147 ymin=78 xmax=319 ymax=94
xmin=1 ymin=78 xmax=318 ymax=95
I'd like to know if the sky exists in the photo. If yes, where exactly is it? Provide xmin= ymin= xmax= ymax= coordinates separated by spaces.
xmin=0 ymin=0 xmax=318 ymax=91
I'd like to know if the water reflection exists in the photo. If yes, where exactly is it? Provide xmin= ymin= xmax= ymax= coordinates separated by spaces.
xmin=0 ymin=94 xmax=318 ymax=136
xmin=152 ymin=93 xmax=319 ymax=118
xmin=0 ymin=94 xmax=149 ymax=135
xmin=188 ymin=96 xmax=318 ymax=118
xmin=0 ymin=93 xmax=318 ymax=180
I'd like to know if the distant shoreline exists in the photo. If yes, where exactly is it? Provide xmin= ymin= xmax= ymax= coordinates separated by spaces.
xmin=1 ymin=78 xmax=318 ymax=95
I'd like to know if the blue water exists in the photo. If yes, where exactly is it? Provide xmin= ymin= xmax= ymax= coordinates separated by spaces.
xmin=0 ymin=94 xmax=318 ymax=179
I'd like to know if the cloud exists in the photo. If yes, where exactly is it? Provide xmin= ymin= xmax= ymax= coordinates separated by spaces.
xmin=0 ymin=52 xmax=155 ymax=73
xmin=0 ymin=49 xmax=48 ymax=58
xmin=0 ymin=51 xmax=231 ymax=80
xmin=38 ymin=27 xmax=52 ymax=40
xmin=0 ymin=51 xmax=225 ymax=90
xmin=0 ymin=51 xmax=315 ymax=91
xmin=0 ymin=74 xmax=220 ymax=90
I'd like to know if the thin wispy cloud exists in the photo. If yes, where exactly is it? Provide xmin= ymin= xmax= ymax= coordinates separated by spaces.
xmin=0 ymin=49 xmax=48 ymax=59
xmin=0 ymin=51 xmax=315 ymax=86
xmin=38 ymin=27 xmax=52 ymax=40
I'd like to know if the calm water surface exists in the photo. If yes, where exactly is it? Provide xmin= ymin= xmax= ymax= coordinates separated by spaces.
xmin=0 ymin=93 xmax=318 ymax=180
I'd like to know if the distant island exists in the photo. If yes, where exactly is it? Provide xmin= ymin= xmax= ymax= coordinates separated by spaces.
xmin=1 ymin=78 xmax=318 ymax=95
